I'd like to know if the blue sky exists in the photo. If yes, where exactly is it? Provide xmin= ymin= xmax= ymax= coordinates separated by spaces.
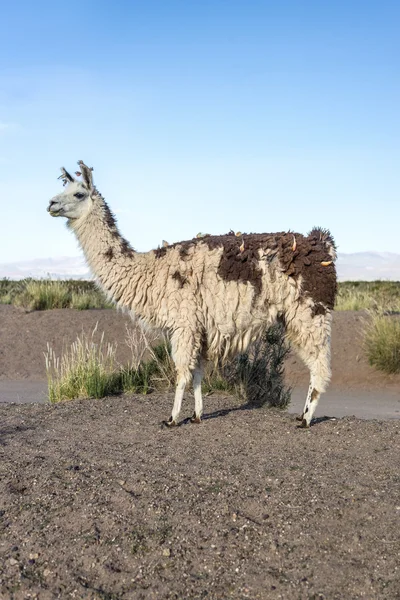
xmin=0 ymin=0 xmax=399 ymax=263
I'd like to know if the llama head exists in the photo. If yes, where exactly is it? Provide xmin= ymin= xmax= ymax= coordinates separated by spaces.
xmin=47 ymin=160 xmax=96 ymax=220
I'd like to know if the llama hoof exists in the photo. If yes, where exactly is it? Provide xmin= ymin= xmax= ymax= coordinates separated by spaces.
xmin=190 ymin=413 xmax=201 ymax=424
xmin=300 ymin=418 xmax=310 ymax=429
xmin=164 ymin=417 xmax=177 ymax=428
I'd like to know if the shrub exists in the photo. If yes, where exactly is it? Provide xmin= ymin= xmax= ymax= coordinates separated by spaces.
xmin=3 ymin=278 xmax=400 ymax=312
xmin=364 ymin=312 xmax=400 ymax=374
xmin=218 ymin=322 xmax=291 ymax=408
xmin=0 ymin=279 xmax=24 ymax=305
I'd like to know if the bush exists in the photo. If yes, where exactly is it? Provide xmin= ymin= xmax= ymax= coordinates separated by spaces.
xmin=3 ymin=278 xmax=400 ymax=313
xmin=218 ymin=322 xmax=291 ymax=408
xmin=364 ymin=313 xmax=400 ymax=374
xmin=0 ymin=279 xmax=24 ymax=305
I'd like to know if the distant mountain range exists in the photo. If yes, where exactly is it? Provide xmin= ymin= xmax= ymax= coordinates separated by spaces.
xmin=337 ymin=252 xmax=400 ymax=281
xmin=0 ymin=257 xmax=91 ymax=280
xmin=1 ymin=252 xmax=400 ymax=282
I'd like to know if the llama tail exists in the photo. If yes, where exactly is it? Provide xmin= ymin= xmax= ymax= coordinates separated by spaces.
xmin=308 ymin=227 xmax=337 ymax=261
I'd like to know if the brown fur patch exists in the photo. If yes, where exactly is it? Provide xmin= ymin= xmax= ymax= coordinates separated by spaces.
xmin=310 ymin=389 xmax=319 ymax=402
xmin=102 ymin=202 xmax=135 ymax=256
xmin=153 ymin=229 xmax=337 ymax=309
xmin=311 ymin=303 xmax=327 ymax=317
xmin=172 ymin=271 xmax=187 ymax=288
xmin=154 ymin=246 xmax=167 ymax=259
xmin=104 ymin=247 xmax=114 ymax=260
xmin=120 ymin=238 xmax=135 ymax=257
xmin=103 ymin=203 xmax=120 ymax=239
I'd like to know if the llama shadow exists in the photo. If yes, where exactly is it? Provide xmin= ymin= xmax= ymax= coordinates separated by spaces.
xmin=178 ymin=406 xmax=337 ymax=428
xmin=310 ymin=415 xmax=337 ymax=425
xmin=202 ymin=401 xmax=264 ymax=421
xmin=294 ymin=415 xmax=338 ymax=428
xmin=178 ymin=401 xmax=287 ymax=427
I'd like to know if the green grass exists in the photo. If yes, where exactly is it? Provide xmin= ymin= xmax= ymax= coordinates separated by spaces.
xmin=0 ymin=278 xmax=112 ymax=310
xmin=44 ymin=324 xmax=167 ymax=402
xmin=45 ymin=326 xmax=119 ymax=402
xmin=3 ymin=278 xmax=400 ymax=312
xmin=364 ymin=312 xmax=400 ymax=374
xmin=335 ymin=281 xmax=400 ymax=312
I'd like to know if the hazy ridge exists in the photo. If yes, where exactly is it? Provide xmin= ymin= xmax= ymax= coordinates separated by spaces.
xmin=1 ymin=252 xmax=400 ymax=282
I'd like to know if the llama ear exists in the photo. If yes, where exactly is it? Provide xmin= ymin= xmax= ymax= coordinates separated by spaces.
xmin=58 ymin=167 xmax=75 ymax=186
xmin=77 ymin=160 xmax=94 ymax=190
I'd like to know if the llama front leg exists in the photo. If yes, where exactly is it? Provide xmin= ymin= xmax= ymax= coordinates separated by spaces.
xmin=165 ymin=328 xmax=201 ymax=426
xmin=166 ymin=374 xmax=187 ymax=426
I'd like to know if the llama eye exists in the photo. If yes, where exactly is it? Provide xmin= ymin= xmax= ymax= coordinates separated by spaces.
xmin=74 ymin=192 xmax=85 ymax=200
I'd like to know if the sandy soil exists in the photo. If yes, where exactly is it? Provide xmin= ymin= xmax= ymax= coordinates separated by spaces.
xmin=0 ymin=305 xmax=399 ymax=598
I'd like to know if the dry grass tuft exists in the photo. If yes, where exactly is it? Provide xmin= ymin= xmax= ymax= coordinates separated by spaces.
xmin=336 ymin=281 xmax=400 ymax=312
xmin=0 ymin=278 xmax=112 ymax=310
xmin=364 ymin=310 xmax=400 ymax=374
xmin=45 ymin=324 xmax=120 ymax=402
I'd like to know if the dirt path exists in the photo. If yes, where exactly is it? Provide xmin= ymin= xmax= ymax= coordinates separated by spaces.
xmin=1 ymin=394 xmax=399 ymax=599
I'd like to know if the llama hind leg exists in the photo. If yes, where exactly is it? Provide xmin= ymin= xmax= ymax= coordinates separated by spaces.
xmin=297 ymin=340 xmax=331 ymax=427
xmin=289 ymin=314 xmax=332 ymax=428
xmin=190 ymin=360 xmax=204 ymax=424
xmin=298 ymin=377 xmax=323 ymax=428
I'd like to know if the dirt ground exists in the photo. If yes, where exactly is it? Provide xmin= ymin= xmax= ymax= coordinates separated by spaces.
xmin=0 ymin=305 xmax=399 ymax=599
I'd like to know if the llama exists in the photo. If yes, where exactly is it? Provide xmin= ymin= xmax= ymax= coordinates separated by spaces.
xmin=47 ymin=161 xmax=337 ymax=428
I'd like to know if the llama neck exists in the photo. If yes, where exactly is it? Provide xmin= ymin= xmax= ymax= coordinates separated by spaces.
xmin=69 ymin=199 xmax=141 ymax=306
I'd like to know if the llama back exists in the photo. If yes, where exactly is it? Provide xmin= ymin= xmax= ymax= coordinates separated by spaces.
xmin=143 ymin=228 xmax=337 ymax=353
xmin=153 ymin=227 xmax=337 ymax=311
